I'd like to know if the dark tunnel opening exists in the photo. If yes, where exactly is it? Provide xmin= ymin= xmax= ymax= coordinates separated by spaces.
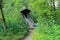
xmin=21 ymin=9 xmax=37 ymax=27
xmin=21 ymin=9 xmax=31 ymax=18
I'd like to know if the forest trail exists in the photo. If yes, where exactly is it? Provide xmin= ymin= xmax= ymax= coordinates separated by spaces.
xmin=24 ymin=29 xmax=34 ymax=40
xmin=24 ymin=17 xmax=34 ymax=40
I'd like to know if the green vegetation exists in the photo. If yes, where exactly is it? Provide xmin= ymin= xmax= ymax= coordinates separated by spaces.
xmin=33 ymin=0 xmax=60 ymax=40
xmin=0 ymin=0 xmax=29 ymax=40
xmin=0 ymin=0 xmax=60 ymax=40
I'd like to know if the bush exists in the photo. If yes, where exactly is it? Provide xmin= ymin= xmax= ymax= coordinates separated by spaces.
xmin=33 ymin=20 xmax=60 ymax=40
xmin=32 ymin=0 xmax=60 ymax=40
xmin=0 ymin=0 xmax=29 ymax=40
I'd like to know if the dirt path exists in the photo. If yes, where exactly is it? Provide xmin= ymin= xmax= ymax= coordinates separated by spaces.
xmin=24 ymin=30 xmax=34 ymax=40
xmin=24 ymin=18 xmax=34 ymax=40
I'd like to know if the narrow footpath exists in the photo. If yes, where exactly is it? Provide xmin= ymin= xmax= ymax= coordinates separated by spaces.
xmin=24 ymin=17 xmax=34 ymax=40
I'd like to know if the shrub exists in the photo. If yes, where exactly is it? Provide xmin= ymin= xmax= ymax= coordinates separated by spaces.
xmin=0 ymin=0 xmax=29 ymax=40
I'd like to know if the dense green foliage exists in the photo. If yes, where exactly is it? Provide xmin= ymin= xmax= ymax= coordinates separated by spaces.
xmin=0 ymin=0 xmax=60 ymax=40
xmin=0 ymin=0 xmax=29 ymax=40
xmin=33 ymin=0 xmax=60 ymax=40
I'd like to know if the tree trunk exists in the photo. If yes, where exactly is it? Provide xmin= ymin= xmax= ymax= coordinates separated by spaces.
xmin=52 ymin=0 xmax=55 ymax=11
xmin=0 ymin=0 xmax=7 ymax=31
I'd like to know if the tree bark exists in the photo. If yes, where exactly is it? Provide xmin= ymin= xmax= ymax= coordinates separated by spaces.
xmin=0 ymin=0 xmax=7 ymax=31
xmin=52 ymin=0 xmax=55 ymax=11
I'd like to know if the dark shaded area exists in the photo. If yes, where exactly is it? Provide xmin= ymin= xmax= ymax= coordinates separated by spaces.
xmin=0 ymin=0 xmax=2 ymax=9
xmin=21 ymin=9 xmax=31 ymax=18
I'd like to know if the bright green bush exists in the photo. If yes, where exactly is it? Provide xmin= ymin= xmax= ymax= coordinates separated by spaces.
xmin=33 ymin=0 xmax=60 ymax=40
xmin=33 ymin=20 xmax=60 ymax=40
